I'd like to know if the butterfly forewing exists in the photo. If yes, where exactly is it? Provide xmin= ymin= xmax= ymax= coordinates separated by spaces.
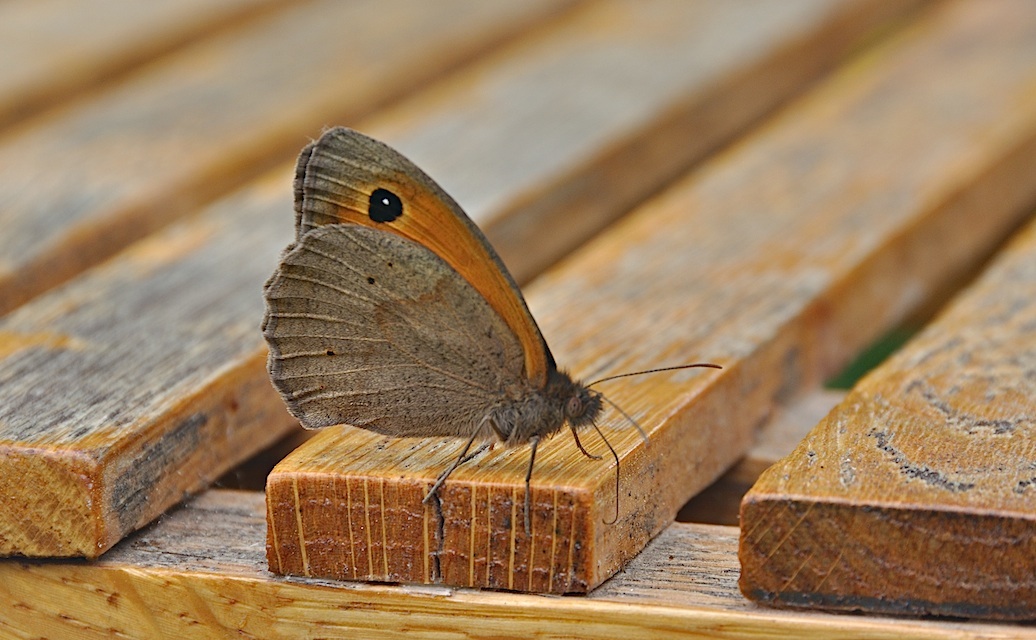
xmin=263 ymin=224 xmax=528 ymax=437
xmin=293 ymin=127 xmax=554 ymax=387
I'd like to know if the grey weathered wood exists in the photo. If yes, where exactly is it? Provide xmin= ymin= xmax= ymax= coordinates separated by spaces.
xmin=0 ymin=0 xmax=569 ymax=316
xmin=367 ymin=0 xmax=924 ymax=282
xmin=0 ymin=489 xmax=1025 ymax=639
xmin=0 ymin=167 xmax=299 ymax=557
xmin=0 ymin=0 xmax=289 ymax=128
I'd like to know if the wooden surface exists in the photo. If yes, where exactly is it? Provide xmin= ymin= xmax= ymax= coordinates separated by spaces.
xmin=0 ymin=170 xmax=298 ymax=557
xmin=0 ymin=0 xmax=287 ymax=129
xmin=0 ymin=0 xmax=575 ymax=558
xmin=0 ymin=0 xmax=913 ymax=561
xmin=266 ymin=0 xmax=1036 ymax=594
xmin=363 ymin=0 xmax=921 ymax=283
xmin=3 ymin=0 xmax=1036 ymax=634
xmin=2 ymin=490 xmax=1028 ymax=640
xmin=739 ymin=214 xmax=1036 ymax=620
xmin=0 ymin=0 xmax=568 ymax=316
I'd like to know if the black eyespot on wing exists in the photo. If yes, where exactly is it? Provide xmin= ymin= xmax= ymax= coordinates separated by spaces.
xmin=367 ymin=276 xmax=375 ymax=285
xmin=326 ymin=349 xmax=335 ymax=356
xmin=369 ymin=188 xmax=403 ymax=222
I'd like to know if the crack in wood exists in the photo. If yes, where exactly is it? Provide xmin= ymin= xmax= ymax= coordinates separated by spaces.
xmin=429 ymin=489 xmax=444 ymax=582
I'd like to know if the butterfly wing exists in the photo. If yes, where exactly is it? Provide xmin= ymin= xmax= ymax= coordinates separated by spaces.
xmin=262 ymin=224 xmax=528 ymax=436
xmin=293 ymin=127 xmax=554 ymax=388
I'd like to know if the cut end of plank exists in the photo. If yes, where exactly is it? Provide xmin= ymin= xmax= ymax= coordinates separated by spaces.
xmin=0 ymin=446 xmax=106 ymax=557
xmin=265 ymin=428 xmax=600 ymax=593
xmin=739 ymin=493 xmax=1036 ymax=620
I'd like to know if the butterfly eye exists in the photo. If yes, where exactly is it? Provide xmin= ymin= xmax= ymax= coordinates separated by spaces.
xmin=368 ymin=188 xmax=403 ymax=223
xmin=566 ymin=396 xmax=583 ymax=418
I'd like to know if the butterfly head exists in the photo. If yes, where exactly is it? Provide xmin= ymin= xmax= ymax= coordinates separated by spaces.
xmin=564 ymin=384 xmax=602 ymax=430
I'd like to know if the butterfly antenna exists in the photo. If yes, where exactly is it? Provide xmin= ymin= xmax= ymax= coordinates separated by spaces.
xmin=591 ymin=420 xmax=621 ymax=525
xmin=586 ymin=363 xmax=721 ymax=387
xmin=598 ymin=393 xmax=648 ymax=443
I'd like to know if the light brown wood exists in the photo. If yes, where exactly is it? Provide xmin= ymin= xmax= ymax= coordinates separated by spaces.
xmin=267 ymin=0 xmax=1036 ymax=593
xmin=0 ymin=489 xmax=1026 ymax=639
xmin=0 ymin=0 xmax=289 ymax=129
xmin=0 ymin=0 xmax=570 ymax=316
xmin=365 ymin=0 xmax=924 ymax=283
xmin=740 ymin=213 xmax=1036 ymax=620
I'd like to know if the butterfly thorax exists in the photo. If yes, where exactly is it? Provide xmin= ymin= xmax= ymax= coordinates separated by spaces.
xmin=488 ymin=369 xmax=602 ymax=445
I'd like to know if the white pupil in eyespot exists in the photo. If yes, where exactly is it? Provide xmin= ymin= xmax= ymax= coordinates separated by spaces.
xmin=381 ymin=198 xmax=390 ymax=205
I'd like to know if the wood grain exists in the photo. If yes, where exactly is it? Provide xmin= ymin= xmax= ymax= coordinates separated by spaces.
xmin=740 ymin=213 xmax=1036 ymax=620
xmin=0 ymin=0 xmax=569 ymax=316
xmin=0 ymin=169 xmax=299 ymax=557
xmin=0 ymin=0 xmax=289 ymax=129
xmin=0 ymin=489 xmax=1026 ymax=639
xmin=267 ymin=0 xmax=1036 ymax=593
xmin=364 ymin=0 xmax=923 ymax=283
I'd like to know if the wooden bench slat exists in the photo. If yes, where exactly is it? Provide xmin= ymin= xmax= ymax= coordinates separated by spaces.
xmin=0 ymin=0 xmax=285 ymax=129
xmin=267 ymin=0 xmax=1036 ymax=593
xmin=0 ymin=0 xmax=568 ymax=316
xmin=363 ymin=0 xmax=922 ymax=282
xmin=0 ymin=168 xmax=298 ymax=557
xmin=739 ymin=212 xmax=1036 ymax=620
xmin=0 ymin=490 xmax=1025 ymax=639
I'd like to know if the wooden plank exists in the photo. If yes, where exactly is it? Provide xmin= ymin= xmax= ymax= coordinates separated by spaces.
xmin=0 ymin=0 xmax=289 ymax=129
xmin=267 ymin=0 xmax=1036 ymax=593
xmin=366 ymin=0 xmax=925 ymax=283
xmin=739 ymin=214 xmax=1036 ymax=620
xmin=0 ymin=0 xmax=569 ymax=317
xmin=0 ymin=168 xmax=299 ymax=558
xmin=0 ymin=489 xmax=1026 ymax=639
xmin=0 ymin=0 xmax=916 ymax=560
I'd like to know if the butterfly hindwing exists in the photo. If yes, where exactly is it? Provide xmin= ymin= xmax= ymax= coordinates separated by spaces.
xmin=263 ymin=224 xmax=528 ymax=437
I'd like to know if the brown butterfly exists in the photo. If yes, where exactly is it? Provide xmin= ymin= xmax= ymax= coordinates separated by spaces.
xmin=262 ymin=127 xmax=719 ymax=532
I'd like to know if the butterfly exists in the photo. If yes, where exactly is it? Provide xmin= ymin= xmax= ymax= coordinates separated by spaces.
xmin=261 ymin=127 xmax=719 ymax=532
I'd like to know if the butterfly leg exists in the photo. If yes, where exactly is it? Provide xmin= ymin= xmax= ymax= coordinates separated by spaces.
xmin=423 ymin=429 xmax=481 ymax=504
xmin=523 ymin=435 xmax=540 ymax=535
xmin=459 ymin=442 xmax=491 ymax=466
xmin=568 ymin=424 xmax=603 ymax=460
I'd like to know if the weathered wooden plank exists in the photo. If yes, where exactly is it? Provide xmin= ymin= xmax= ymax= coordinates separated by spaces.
xmin=739 ymin=213 xmax=1036 ymax=620
xmin=267 ymin=0 xmax=1036 ymax=593
xmin=0 ymin=0 xmax=569 ymax=316
xmin=0 ymin=168 xmax=299 ymax=558
xmin=0 ymin=0 xmax=288 ymax=129
xmin=366 ymin=0 xmax=923 ymax=283
xmin=0 ymin=490 xmax=1025 ymax=639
